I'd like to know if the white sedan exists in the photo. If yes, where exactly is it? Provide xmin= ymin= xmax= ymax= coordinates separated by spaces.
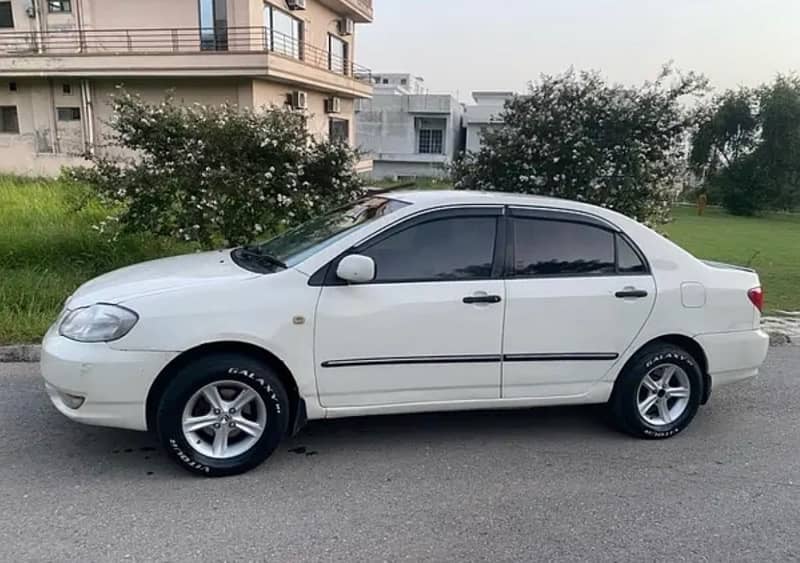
xmin=41 ymin=191 xmax=769 ymax=476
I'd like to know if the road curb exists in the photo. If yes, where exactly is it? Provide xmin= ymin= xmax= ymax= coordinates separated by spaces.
xmin=0 ymin=333 xmax=794 ymax=363
xmin=0 ymin=345 xmax=42 ymax=363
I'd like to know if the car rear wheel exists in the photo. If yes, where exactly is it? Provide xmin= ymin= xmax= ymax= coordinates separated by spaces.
xmin=610 ymin=343 xmax=703 ymax=439
xmin=156 ymin=354 xmax=289 ymax=477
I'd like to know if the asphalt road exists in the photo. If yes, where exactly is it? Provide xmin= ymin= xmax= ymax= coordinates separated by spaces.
xmin=2 ymin=348 xmax=799 ymax=562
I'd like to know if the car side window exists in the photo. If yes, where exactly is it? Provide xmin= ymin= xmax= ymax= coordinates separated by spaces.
xmin=617 ymin=235 xmax=647 ymax=274
xmin=359 ymin=216 xmax=497 ymax=283
xmin=511 ymin=217 xmax=616 ymax=276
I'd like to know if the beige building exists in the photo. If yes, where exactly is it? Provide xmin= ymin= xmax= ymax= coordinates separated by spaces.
xmin=0 ymin=0 xmax=373 ymax=176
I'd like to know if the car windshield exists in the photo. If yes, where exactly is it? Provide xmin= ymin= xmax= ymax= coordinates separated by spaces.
xmin=238 ymin=196 xmax=410 ymax=270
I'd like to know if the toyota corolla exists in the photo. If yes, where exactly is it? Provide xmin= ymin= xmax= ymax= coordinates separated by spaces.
xmin=41 ymin=191 xmax=769 ymax=476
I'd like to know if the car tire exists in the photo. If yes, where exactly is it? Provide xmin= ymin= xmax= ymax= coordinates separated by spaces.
xmin=156 ymin=354 xmax=290 ymax=477
xmin=610 ymin=343 xmax=703 ymax=439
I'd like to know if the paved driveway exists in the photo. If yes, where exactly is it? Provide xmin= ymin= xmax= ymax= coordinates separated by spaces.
xmin=1 ymin=348 xmax=799 ymax=562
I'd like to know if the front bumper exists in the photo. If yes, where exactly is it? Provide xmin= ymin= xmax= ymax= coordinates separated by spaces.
xmin=696 ymin=329 xmax=770 ymax=389
xmin=40 ymin=327 xmax=177 ymax=431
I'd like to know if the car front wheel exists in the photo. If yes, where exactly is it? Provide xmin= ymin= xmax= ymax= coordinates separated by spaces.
xmin=610 ymin=343 xmax=703 ymax=439
xmin=156 ymin=354 xmax=290 ymax=477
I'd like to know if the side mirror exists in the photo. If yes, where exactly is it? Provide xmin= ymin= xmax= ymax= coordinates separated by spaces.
xmin=336 ymin=254 xmax=376 ymax=284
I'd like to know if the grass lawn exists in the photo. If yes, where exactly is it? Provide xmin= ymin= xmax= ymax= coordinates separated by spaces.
xmin=1 ymin=179 xmax=798 ymax=344
xmin=0 ymin=176 xmax=193 ymax=344
xmin=664 ymin=206 xmax=800 ymax=314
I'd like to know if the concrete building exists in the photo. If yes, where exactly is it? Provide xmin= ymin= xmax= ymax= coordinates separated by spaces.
xmin=355 ymin=74 xmax=463 ymax=179
xmin=0 ymin=0 xmax=373 ymax=176
xmin=464 ymin=91 xmax=514 ymax=153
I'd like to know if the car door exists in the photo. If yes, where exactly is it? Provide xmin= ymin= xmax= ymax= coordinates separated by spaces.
xmin=501 ymin=208 xmax=656 ymax=399
xmin=314 ymin=207 xmax=506 ymax=408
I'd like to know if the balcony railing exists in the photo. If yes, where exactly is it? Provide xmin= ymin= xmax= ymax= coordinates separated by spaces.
xmin=0 ymin=26 xmax=372 ymax=82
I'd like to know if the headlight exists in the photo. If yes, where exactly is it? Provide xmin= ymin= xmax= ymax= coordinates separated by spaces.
xmin=59 ymin=304 xmax=139 ymax=343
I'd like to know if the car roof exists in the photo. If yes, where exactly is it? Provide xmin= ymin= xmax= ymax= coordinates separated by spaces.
xmin=376 ymin=189 xmax=622 ymax=218
xmin=378 ymin=189 xmax=557 ymax=206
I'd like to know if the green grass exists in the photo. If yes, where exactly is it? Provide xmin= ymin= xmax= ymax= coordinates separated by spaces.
xmin=0 ymin=176 xmax=193 ymax=344
xmin=664 ymin=206 xmax=800 ymax=313
xmin=1 ymin=179 xmax=798 ymax=344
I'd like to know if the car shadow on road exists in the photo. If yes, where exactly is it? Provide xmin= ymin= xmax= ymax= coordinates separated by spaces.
xmin=23 ymin=402 xmax=624 ymax=478
xmin=287 ymin=404 xmax=621 ymax=449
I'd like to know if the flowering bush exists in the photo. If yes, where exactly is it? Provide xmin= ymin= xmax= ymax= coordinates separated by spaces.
xmin=65 ymin=91 xmax=365 ymax=248
xmin=452 ymin=67 xmax=708 ymax=225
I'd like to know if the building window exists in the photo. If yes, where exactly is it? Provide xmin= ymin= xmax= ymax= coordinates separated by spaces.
xmin=328 ymin=34 xmax=348 ymax=75
xmin=329 ymin=118 xmax=349 ymax=144
xmin=9 ymin=81 xmax=17 ymax=92
xmin=382 ymin=78 xmax=389 ymax=84
xmin=400 ymin=79 xmax=408 ymax=85
xmin=0 ymin=2 xmax=14 ymax=28
xmin=0 ymin=106 xmax=19 ymax=133
xmin=199 ymin=0 xmax=227 ymax=51
xmin=62 ymin=83 xmax=72 ymax=95
xmin=48 ymin=0 xmax=71 ymax=12
xmin=266 ymin=5 xmax=302 ymax=59
xmin=418 ymin=118 xmax=445 ymax=154
xmin=57 ymin=107 xmax=81 ymax=122
xmin=419 ymin=129 xmax=443 ymax=154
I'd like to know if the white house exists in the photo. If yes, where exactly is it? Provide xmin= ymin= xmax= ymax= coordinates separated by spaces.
xmin=463 ymin=91 xmax=515 ymax=153
xmin=355 ymin=74 xmax=464 ymax=179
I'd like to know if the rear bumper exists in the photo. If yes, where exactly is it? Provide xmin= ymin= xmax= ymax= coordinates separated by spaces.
xmin=40 ymin=327 xmax=177 ymax=431
xmin=696 ymin=329 xmax=770 ymax=389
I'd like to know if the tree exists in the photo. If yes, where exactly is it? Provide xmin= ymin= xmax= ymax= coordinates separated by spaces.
xmin=65 ymin=91 xmax=365 ymax=248
xmin=452 ymin=66 xmax=708 ymax=225
xmin=690 ymin=89 xmax=762 ymax=214
xmin=691 ymin=75 xmax=800 ymax=215
xmin=690 ymin=89 xmax=759 ymax=179
xmin=756 ymin=75 xmax=800 ymax=211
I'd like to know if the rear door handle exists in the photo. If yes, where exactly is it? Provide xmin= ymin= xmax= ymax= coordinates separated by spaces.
xmin=615 ymin=288 xmax=649 ymax=299
xmin=463 ymin=295 xmax=502 ymax=304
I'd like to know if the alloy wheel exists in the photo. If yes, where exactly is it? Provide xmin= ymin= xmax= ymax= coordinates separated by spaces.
xmin=181 ymin=380 xmax=268 ymax=459
xmin=636 ymin=363 xmax=691 ymax=427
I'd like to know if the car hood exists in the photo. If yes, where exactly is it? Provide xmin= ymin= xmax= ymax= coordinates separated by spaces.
xmin=66 ymin=250 xmax=260 ymax=308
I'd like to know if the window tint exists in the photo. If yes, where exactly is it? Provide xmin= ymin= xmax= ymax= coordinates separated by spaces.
xmin=0 ymin=2 xmax=13 ymax=28
xmin=48 ymin=0 xmax=71 ymax=12
xmin=56 ymin=107 xmax=81 ymax=121
xmin=617 ymin=235 xmax=647 ymax=274
xmin=199 ymin=0 xmax=228 ymax=51
xmin=329 ymin=118 xmax=349 ymax=143
xmin=512 ymin=218 xmax=615 ymax=276
xmin=362 ymin=216 xmax=497 ymax=282
xmin=328 ymin=34 xmax=347 ymax=74
xmin=418 ymin=117 xmax=445 ymax=154
xmin=268 ymin=6 xmax=302 ymax=58
xmin=0 ymin=106 xmax=19 ymax=133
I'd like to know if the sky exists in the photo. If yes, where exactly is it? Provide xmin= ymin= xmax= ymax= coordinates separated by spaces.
xmin=358 ymin=0 xmax=800 ymax=102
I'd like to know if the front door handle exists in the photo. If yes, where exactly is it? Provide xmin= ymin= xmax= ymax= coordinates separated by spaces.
xmin=463 ymin=294 xmax=502 ymax=304
xmin=615 ymin=288 xmax=649 ymax=299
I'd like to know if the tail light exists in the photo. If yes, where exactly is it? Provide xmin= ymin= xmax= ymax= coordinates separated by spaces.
xmin=748 ymin=287 xmax=764 ymax=312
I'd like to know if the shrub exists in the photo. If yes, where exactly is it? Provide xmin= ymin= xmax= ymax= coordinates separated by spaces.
xmin=452 ymin=66 xmax=708 ymax=225
xmin=65 ymin=91 xmax=365 ymax=248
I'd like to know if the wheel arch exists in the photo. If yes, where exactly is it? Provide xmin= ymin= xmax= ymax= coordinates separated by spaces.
xmin=616 ymin=334 xmax=711 ymax=404
xmin=145 ymin=341 xmax=304 ymax=434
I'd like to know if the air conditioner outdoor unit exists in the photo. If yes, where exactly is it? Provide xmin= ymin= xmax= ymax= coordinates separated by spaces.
xmin=338 ymin=18 xmax=355 ymax=36
xmin=325 ymin=97 xmax=342 ymax=114
xmin=291 ymin=91 xmax=309 ymax=110
xmin=286 ymin=0 xmax=307 ymax=10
